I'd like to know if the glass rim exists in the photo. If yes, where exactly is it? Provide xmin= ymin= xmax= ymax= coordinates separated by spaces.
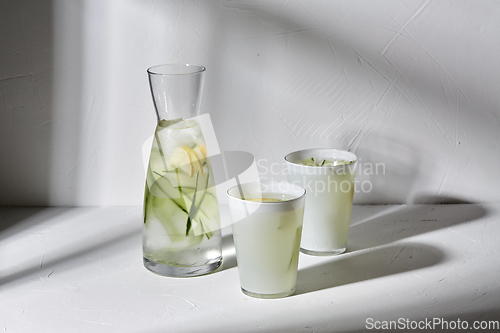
xmin=226 ymin=181 xmax=306 ymax=204
xmin=147 ymin=63 xmax=206 ymax=76
xmin=284 ymin=148 xmax=357 ymax=168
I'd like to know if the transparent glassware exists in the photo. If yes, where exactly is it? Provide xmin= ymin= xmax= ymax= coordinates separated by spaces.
xmin=143 ymin=64 xmax=223 ymax=277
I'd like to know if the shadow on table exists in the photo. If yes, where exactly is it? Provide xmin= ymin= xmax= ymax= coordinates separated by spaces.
xmin=347 ymin=196 xmax=489 ymax=252
xmin=0 ymin=207 xmax=73 ymax=241
xmin=0 ymin=209 xmax=141 ymax=287
xmin=0 ymin=228 xmax=140 ymax=288
xmin=295 ymin=243 xmax=444 ymax=296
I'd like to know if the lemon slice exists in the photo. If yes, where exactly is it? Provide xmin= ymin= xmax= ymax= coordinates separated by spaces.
xmin=169 ymin=147 xmax=195 ymax=177
xmin=193 ymin=145 xmax=208 ymax=174
xmin=246 ymin=198 xmax=282 ymax=203
xmin=168 ymin=145 xmax=207 ymax=178
xmin=183 ymin=146 xmax=205 ymax=176
xmin=197 ymin=145 xmax=207 ymax=158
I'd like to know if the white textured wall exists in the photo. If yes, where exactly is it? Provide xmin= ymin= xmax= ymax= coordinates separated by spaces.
xmin=1 ymin=0 xmax=499 ymax=206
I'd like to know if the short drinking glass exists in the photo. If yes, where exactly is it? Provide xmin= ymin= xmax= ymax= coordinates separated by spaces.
xmin=227 ymin=182 xmax=306 ymax=299
xmin=285 ymin=149 xmax=357 ymax=256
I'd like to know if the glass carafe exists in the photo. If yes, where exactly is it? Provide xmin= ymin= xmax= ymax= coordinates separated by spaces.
xmin=143 ymin=64 xmax=222 ymax=277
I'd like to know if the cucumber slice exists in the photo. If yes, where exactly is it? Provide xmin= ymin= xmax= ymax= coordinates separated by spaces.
xmin=144 ymin=118 xmax=221 ymax=243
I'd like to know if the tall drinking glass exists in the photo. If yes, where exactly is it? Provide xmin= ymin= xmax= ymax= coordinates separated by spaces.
xmin=285 ymin=149 xmax=357 ymax=256
xmin=227 ymin=182 xmax=306 ymax=299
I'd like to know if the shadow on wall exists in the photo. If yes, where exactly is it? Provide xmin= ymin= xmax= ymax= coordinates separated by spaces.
xmin=0 ymin=0 xmax=54 ymax=206
xmin=353 ymin=132 xmax=421 ymax=204
xmin=0 ymin=0 xmax=84 ymax=207
xmin=205 ymin=3 xmax=399 ymax=200
xmin=1 ymin=1 xmax=496 ymax=208
xmin=205 ymin=2 xmax=499 ymax=205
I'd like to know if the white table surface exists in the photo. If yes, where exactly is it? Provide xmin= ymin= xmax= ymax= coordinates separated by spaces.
xmin=1 ymin=204 xmax=499 ymax=333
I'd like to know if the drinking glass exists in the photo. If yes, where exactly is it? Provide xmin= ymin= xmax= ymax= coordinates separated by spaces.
xmin=285 ymin=149 xmax=357 ymax=255
xmin=227 ymin=182 xmax=306 ymax=298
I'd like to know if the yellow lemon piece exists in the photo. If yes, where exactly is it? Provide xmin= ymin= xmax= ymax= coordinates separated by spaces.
xmin=182 ymin=146 xmax=205 ymax=176
xmin=192 ymin=146 xmax=208 ymax=173
xmin=246 ymin=197 xmax=282 ymax=203
xmin=169 ymin=147 xmax=195 ymax=177
xmin=198 ymin=145 xmax=207 ymax=158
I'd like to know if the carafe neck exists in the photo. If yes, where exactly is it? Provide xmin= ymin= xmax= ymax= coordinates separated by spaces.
xmin=147 ymin=64 xmax=206 ymax=123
